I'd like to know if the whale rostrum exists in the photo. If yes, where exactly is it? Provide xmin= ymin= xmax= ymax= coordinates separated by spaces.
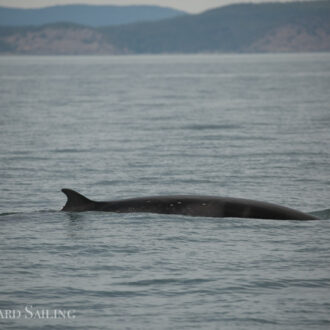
xmin=61 ymin=188 xmax=318 ymax=220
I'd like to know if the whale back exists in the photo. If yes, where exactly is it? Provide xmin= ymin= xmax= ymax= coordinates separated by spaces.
xmin=60 ymin=189 xmax=318 ymax=220
xmin=61 ymin=188 xmax=96 ymax=211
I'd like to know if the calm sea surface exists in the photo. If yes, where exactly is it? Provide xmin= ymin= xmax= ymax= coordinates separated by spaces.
xmin=0 ymin=54 xmax=330 ymax=329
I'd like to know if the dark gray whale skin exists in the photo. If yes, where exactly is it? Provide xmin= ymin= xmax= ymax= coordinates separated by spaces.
xmin=61 ymin=189 xmax=318 ymax=220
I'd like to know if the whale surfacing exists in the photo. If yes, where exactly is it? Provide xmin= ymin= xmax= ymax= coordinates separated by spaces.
xmin=61 ymin=188 xmax=318 ymax=220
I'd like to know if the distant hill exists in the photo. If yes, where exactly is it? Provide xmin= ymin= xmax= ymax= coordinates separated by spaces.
xmin=0 ymin=1 xmax=329 ymax=54
xmin=0 ymin=5 xmax=186 ymax=27
xmin=101 ymin=1 xmax=330 ymax=53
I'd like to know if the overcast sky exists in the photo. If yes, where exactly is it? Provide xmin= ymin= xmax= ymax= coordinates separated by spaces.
xmin=0 ymin=0 xmax=308 ymax=13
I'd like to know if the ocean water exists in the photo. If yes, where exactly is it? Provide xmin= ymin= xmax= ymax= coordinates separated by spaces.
xmin=0 ymin=54 xmax=329 ymax=329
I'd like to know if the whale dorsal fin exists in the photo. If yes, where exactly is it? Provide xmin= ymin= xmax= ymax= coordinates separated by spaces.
xmin=61 ymin=188 xmax=94 ymax=211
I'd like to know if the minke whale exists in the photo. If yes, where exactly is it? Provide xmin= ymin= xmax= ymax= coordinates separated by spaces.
xmin=61 ymin=189 xmax=318 ymax=220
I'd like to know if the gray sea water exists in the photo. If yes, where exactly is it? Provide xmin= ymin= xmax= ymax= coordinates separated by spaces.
xmin=0 ymin=54 xmax=330 ymax=329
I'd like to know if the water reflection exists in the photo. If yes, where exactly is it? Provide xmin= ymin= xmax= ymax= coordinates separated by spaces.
xmin=63 ymin=211 xmax=87 ymax=238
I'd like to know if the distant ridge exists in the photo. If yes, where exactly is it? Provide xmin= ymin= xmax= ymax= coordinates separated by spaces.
xmin=101 ymin=1 xmax=330 ymax=53
xmin=0 ymin=1 xmax=329 ymax=54
xmin=0 ymin=5 xmax=187 ymax=27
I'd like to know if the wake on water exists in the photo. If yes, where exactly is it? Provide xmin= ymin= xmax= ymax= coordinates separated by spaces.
xmin=1 ymin=208 xmax=329 ymax=220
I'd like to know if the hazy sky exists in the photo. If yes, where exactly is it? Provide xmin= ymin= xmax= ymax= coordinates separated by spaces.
xmin=0 ymin=0 xmax=305 ymax=13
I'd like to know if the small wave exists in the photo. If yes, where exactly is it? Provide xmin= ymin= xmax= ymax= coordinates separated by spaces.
xmin=310 ymin=209 xmax=330 ymax=220
xmin=217 ymin=317 xmax=278 ymax=325
xmin=2 ymin=156 xmax=49 ymax=161
xmin=245 ymin=278 xmax=330 ymax=290
xmin=51 ymin=148 xmax=90 ymax=153
xmin=184 ymin=124 xmax=241 ymax=130
xmin=0 ymin=211 xmax=20 ymax=217
xmin=0 ymin=209 xmax=58 ymax=218
xmin=95 ymin=180 xmax=125 ymax=185
xmin=118 ymin=277 xmax=214 ymax=287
